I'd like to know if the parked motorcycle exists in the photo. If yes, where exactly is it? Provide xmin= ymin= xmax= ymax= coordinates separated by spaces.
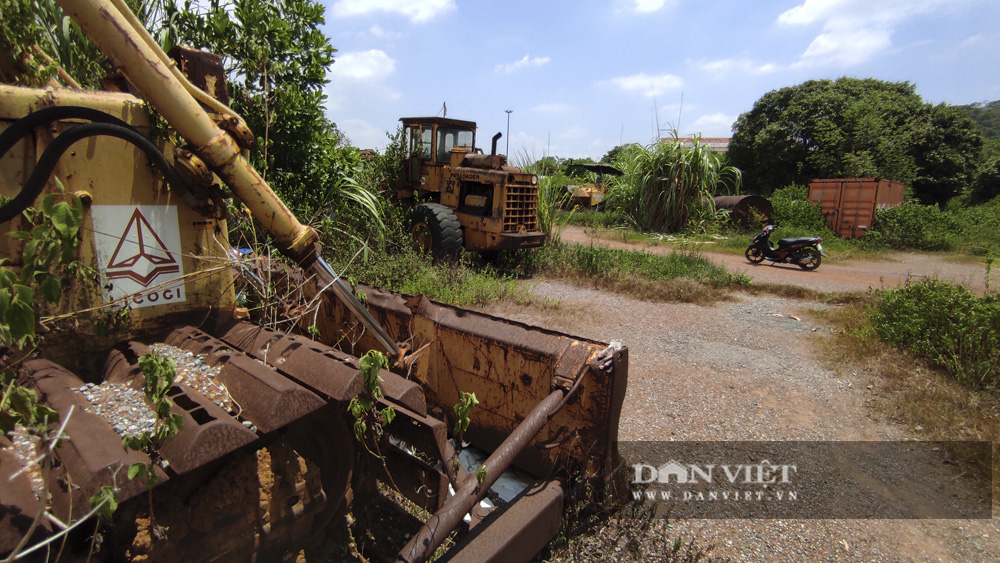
xmin=745 ymin=225 xmax=826 ymax=270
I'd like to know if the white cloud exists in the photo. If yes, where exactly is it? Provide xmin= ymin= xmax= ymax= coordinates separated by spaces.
xmin=337 ymin=118 xmax=387 ymax=150
xmin=331 ymin=0 xmax=455 ymax=23
xmin=326 ymin=50 xmax=400 ymax=115
xmin=329 ymin=50 xmax=395 ymax=81
xmin=610 ymin=72 xmax=683 ymax=97
xmin=698 ymin=58 xmax=780 ymax=76
xmin=495 ymin=55 xmax=551 ymax=73
xmin=777 ymin=0 xmax=960 ymax=66
xmin=688 ymin=113 xmax=736 ymax=137
xmin=961 ymin=34 xmax=984 ymax=48
xmin=368 ymin=25 xmax=403 ymax=41
xmin=617 ymin=0 xmax=676 ymax=13
xmin=800 ymin=28 xmax=891 ymax=66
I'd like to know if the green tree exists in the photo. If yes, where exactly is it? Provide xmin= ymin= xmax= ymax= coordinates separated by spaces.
xmin=971 ymin=158 xmax=1000 ymax=204
xmin=150 ymin=0 xmax=384 ymax=249
xmin=601 ymin=144 xmax=638 ymax=165
xmin=956 ymin=100 xmax=1000 ymax=140
xmin=729 ymin=78 xmax=982 ymax=206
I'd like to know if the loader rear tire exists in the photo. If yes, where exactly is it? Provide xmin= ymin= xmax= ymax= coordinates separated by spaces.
xmin=407 ymin=203 xmax=463 ymax=257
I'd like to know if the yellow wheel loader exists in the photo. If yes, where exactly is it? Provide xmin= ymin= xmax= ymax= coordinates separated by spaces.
xmin=398 ymin=117 xmax=546 ymax=255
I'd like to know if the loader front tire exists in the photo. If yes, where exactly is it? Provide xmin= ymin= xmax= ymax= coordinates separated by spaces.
xmin=407 ymin=203 xmax=463 ymax=257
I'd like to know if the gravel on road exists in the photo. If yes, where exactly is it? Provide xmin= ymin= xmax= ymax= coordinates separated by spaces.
xmin=481 ymin=280 xmax=999 ymax=562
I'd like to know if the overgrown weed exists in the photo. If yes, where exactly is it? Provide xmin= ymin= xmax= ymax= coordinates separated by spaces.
xmin=815 ymin=295 xmax=1000 ymax=494
xmin=488 ymin=243 xmax=750 ymax=305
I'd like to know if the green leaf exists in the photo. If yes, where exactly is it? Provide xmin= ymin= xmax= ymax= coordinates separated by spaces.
xmin=5 ymin=298 xmax=35 ymax=343
xmin=39 ymin=274 xmax=61 ymax=303
xmin=381 ymin=406 xmax=395 ymax=426
xmin=48 ymin=200 xmax=80 ymax=241
xmin=127 ymin=462 xmax=147 ymax=481
xmin=42 ymin=193 xmax=59 ymax=217
xmin=12 ymin=284 xmax=33 ymax=303
xmin=90 ymin=485 xmax=119 ymax=520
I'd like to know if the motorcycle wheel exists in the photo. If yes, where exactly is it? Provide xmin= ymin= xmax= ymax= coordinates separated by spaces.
xmin=797 ymin=248 xmax=821 ymax=270
xmin=745 ymin=246 xmax=765 ymax=264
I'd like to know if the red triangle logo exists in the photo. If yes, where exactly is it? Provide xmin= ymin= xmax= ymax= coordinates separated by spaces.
xmin=106 ymin=208 xmax=180 ymax=287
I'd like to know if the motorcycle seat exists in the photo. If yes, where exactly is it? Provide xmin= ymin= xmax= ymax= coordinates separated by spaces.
xmin=777 ymin=237 xmax=815 ymax=247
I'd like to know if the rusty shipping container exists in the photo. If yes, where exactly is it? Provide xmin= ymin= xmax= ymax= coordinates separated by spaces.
xmin=807 ymin=178 xmax=905 ymax=238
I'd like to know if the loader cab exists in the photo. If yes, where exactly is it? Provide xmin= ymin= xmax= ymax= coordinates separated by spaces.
xmin=400 ymin=117 xmax=476 ymax=194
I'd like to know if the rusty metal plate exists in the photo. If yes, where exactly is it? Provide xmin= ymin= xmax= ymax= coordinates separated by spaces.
xmin=158 ymin=381 xmax=258 ymax=474
xmin=15 ymin=359 xmax=153 ymax=520
xmin=164 ymin=326 xmax=326 ymax=433
xmin=102 ymin=348 xmax=259 ymax=474
xmin=442 ymin=480 xmax=564 ymax=563
xmin=217 ymin=322 xmax=428 ymax=415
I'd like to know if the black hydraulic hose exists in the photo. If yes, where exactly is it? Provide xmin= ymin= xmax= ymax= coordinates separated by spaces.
xmin=0 ymin=105 xmax=133 ymax=157
xmin=0 ymin=121 xmax=198 ymax=224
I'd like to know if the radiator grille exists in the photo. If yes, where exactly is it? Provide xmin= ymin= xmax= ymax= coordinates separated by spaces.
xmin=503 ymin=183 xmax=538 ymax=232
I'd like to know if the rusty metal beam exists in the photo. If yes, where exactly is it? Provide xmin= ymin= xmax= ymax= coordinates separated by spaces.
xmin=398 ymin=389 xmax=565 ymax=563
xmin=442 ymin=480 xmax=564 ymax=563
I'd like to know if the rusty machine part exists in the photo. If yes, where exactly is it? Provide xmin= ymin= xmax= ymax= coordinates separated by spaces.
xmin=398 ymin=117 xmax=546 ymax=254
xmin=0 ymin=0 xmax=629 ymax=560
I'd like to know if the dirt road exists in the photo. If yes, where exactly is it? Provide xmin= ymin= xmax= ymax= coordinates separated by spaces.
xmin=482 ymin=283 xmax=998 ymax=562
xmin=560 ymin=225 xmax=992 ymax=295
xmin=478 ymin=229 xmax=998 ymax=561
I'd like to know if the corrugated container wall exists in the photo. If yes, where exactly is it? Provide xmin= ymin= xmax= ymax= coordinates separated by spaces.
xmin=807 ymin=178 xmax=905 ymax=238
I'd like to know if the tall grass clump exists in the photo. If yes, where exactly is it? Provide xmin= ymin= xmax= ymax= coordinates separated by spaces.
xmin=869 ymin=279 xmax=1000 ymax=388
xmin=605 ymin=138 xmax=741 ymax=233
xmin=514 ymin=149 xmax=577 ymax=243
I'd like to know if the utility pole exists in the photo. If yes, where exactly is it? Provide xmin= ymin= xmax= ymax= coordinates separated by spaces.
xmin=505 ymin=109 xmax=512 ymax=155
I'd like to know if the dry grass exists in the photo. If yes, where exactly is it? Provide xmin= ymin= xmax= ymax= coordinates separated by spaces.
xmin=545 ymin=273 xmax=735 ymax=306
xmin=815 ymin=302 xmax=1000 ymax=494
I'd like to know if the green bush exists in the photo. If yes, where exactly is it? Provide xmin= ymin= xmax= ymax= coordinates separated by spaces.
xmin=863 ymin=200 xmax=960 ymax=251
xmin=869 ymin=279 xmax=1000 ymax=388
xmin=949 ymin=197 xmax=1000 ymax=255
xmin=769 ymin=185 xmax=830 ymax=233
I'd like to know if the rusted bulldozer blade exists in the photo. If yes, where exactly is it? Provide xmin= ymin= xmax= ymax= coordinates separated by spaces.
xmin=218 ymin=321 xmax=428 ymax=414
xmin=443 ymin=479 xmax=565 ymax=563
xmin=308 ymin=284 xmax=628 ymax=483
xmin=163 ymin=326 xmax=326 ymax=433
xmin=13 ymin=359 xmax=154 ymax=522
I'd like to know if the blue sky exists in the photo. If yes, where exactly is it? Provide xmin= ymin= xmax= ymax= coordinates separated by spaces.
xmin=320 ymin=0 xmax=1000 ymax=161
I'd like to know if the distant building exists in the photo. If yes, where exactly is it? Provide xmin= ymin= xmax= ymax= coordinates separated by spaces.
xmin=662 ymin=137 xmax=731 ymax=153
